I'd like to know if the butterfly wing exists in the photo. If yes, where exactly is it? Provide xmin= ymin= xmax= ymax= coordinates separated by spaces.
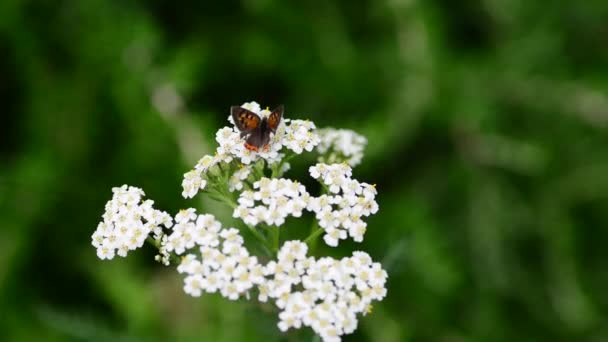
xmin=231 ymin=106 xmax=261 ymax=135
xmin=245 ymin=129 xmax=265 ymax=151
xmin=267 ymin=105 xmax=284 ymax=133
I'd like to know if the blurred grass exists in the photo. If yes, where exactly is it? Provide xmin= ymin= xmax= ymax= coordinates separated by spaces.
xmin=1 ymin=0 xmax=608 ymax=341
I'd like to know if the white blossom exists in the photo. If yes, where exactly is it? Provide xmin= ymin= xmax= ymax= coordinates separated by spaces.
xmin=218 ymin=102 xmax=321 ymax=165
xmin=262 ymin=241 xmax=388 ymax=342
xmin=308 ymin=163 xmax=378 ymax=246
xmin=281 ymin=119 xmax=321 ymax=154
xmin=316 ymin=128 xmax=367 ymax=167
xmin=233 ymin=177 xmax=310 ymax=227
xmin=181 ymin=101 xmax=321 ymax=199
xmin=92 ymin=185 xmax=173 ymax=260
xmin=228 ymin=165 xmax=251 ymax=192
xmin=181 ymin=154 xmax=228 ymax=199
xmin=171 ymin=209 xmax=266 ymax=300
xmin=92 ymin=102 xmax=387 ymax=342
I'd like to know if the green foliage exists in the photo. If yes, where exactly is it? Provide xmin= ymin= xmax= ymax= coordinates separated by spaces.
xmin=1 ymin=0 xmax=608 ymax=341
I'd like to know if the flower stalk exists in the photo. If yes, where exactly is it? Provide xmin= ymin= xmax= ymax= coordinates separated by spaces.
xmin=304 ymin=221 xmax=323 ymax=253
xmin=271 ymin=226 xmax=280 ymax=253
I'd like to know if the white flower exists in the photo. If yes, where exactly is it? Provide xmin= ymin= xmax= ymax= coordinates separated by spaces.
xmin=322 ymin=227 xmax=346 ymax=247
xmin=184 ymin=274 xmax=205 ymax=297
xmin=316 ymin=128 xmax=367 ymax=167
xmin=180 ymin=154 xmax=225 ymax=199
xmin=282 ymin=119 xmax=321 ymax=154
xmin=262 ymin=241 xmax=388 ymax=342
xmin=220 ymin=102 xmax=320 ymax=165
xmin=228 ymin=166 xmax=251 ymax=192
xmin=92 ymin=185 xmax=173 ymax=260
xmin=181 ymin=101 xmax=322 ymax=199
xmin=92 ymin=102 xmax=386 ymax=342
xmin=308 ymin=163 xmax=378 ymax=247
xmin=233 ymin=177 xmax=311 ymax=227
xmin=347 ymin=221 xmax=367 ymax=243
xmin=161 ymin=210 xmax=224 ymax=256
xmin=170 ymin=209 xmax=266 ymax=301
xmin=175 ymin=208 xmax=197 ymax=223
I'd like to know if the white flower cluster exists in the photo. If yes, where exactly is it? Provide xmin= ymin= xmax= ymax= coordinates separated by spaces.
xmin=181 ymin=154 xmax=232 ymax=199
xmin=316 ymin=128 xmax=367 ymax=167
xmin=228 ymin=166 xmax=251 ymax=192
xmin=308 ymin=163 xmax=378 ymax=246
xmin=182 ymin=101 xmax=320 ymax=199
xmin=233 ymin=177 xmax=310 ymax=226
xmin=219 ymin=104 xmax=320 ymax=165
xmin=169 ymin=209 xmax=266 ymax=299
xmin=173 ymin=235 xmax=388 ymax=342
xmin=231 ymin=163 xmax=379 ymax=248
xmin=160 ymin=208 xmax=219 ymax=256
xmin=215 ymin=126 xmax=281 ymax=165
xmin=261 ymin=241 xmax=388 ymax=342
xmin=281 ymin=119 xmax=321 ymax=154
xmin=93 ymin=101 xmax=387 ymax=342
xmin=91 ymin=185 xmax=173 ymax=260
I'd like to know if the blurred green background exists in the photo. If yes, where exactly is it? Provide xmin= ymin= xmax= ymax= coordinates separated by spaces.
xmin=2 ymin=0 xmax=608 ymax=341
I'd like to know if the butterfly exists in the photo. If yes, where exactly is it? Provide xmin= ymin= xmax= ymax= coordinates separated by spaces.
xmin=231 ymin=104 xmax=284 ymax=151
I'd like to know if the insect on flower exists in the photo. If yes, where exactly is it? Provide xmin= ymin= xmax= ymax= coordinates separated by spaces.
xmin=93 ymin=101 xmax=386 ymax=342
xmin=231 ymin=104 xmax=283 ymax=152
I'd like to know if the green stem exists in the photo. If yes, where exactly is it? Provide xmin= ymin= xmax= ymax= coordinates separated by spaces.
xmin=146 ymin=236 xmax=181 ymax=265
xmin=270 ymin=159 xmax=284 ymax=178
xmin=206 ymin=187 xmax=237 ymax=209
xmin=246 ymin=225 xmax=273 ymax=256
xmin=270 ymin=165 xmax=280 ymax=179
xmin=251 ymin=160 xmax=265 ymax=179
xmin=146 ymin=236 xmax=160 ymax=248
xmin=271 ymin=153 xmax=298 ymax=178
xmin=207 ymin=188 xmax=273 ymax=254
xmin=304 ymin=222 xmax=324 ymax=253
xmin=218 ymin=193 xmax=237 ymax=209
xmin=320 ymin=182 xmax=330 ymax=193
xmin=271 ymin=226 xmax=280 ymax=253
xmin=304 ymin=183 xmax=328 ymax=254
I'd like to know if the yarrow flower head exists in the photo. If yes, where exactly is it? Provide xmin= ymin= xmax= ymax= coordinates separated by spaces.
xmin=263 ymin=241 xmax=388 ymax=341
xmin=233 ymin=177 xmax=311 ymax=227
xmin=228 ymin=165 xmax=251 ymax=192
xmin=181 ymin=101 xmax=321 ymax=199
xmin=93 ymin=102 xmax=387 ymax=342
xmin=316 ymin=128 xmax=367 ymax=167
xmin=91 ymin=185 xmax=173 ymax=260
xmin=308 ymin=163 xmax=378 ymax=246
xmin=224 ymin=102 xmax=319 ymax=163
xmin=169 ymin=209 xmax=266 ymax=299
xmin=181 ymin=152 xmax=236 ymax=199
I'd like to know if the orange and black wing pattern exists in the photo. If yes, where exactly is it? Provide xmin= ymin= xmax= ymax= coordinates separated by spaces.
xmin=231 ymin=106 xmax=261 ymax=134
xmin=267 ymin=105 xmax=284 ymax=132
